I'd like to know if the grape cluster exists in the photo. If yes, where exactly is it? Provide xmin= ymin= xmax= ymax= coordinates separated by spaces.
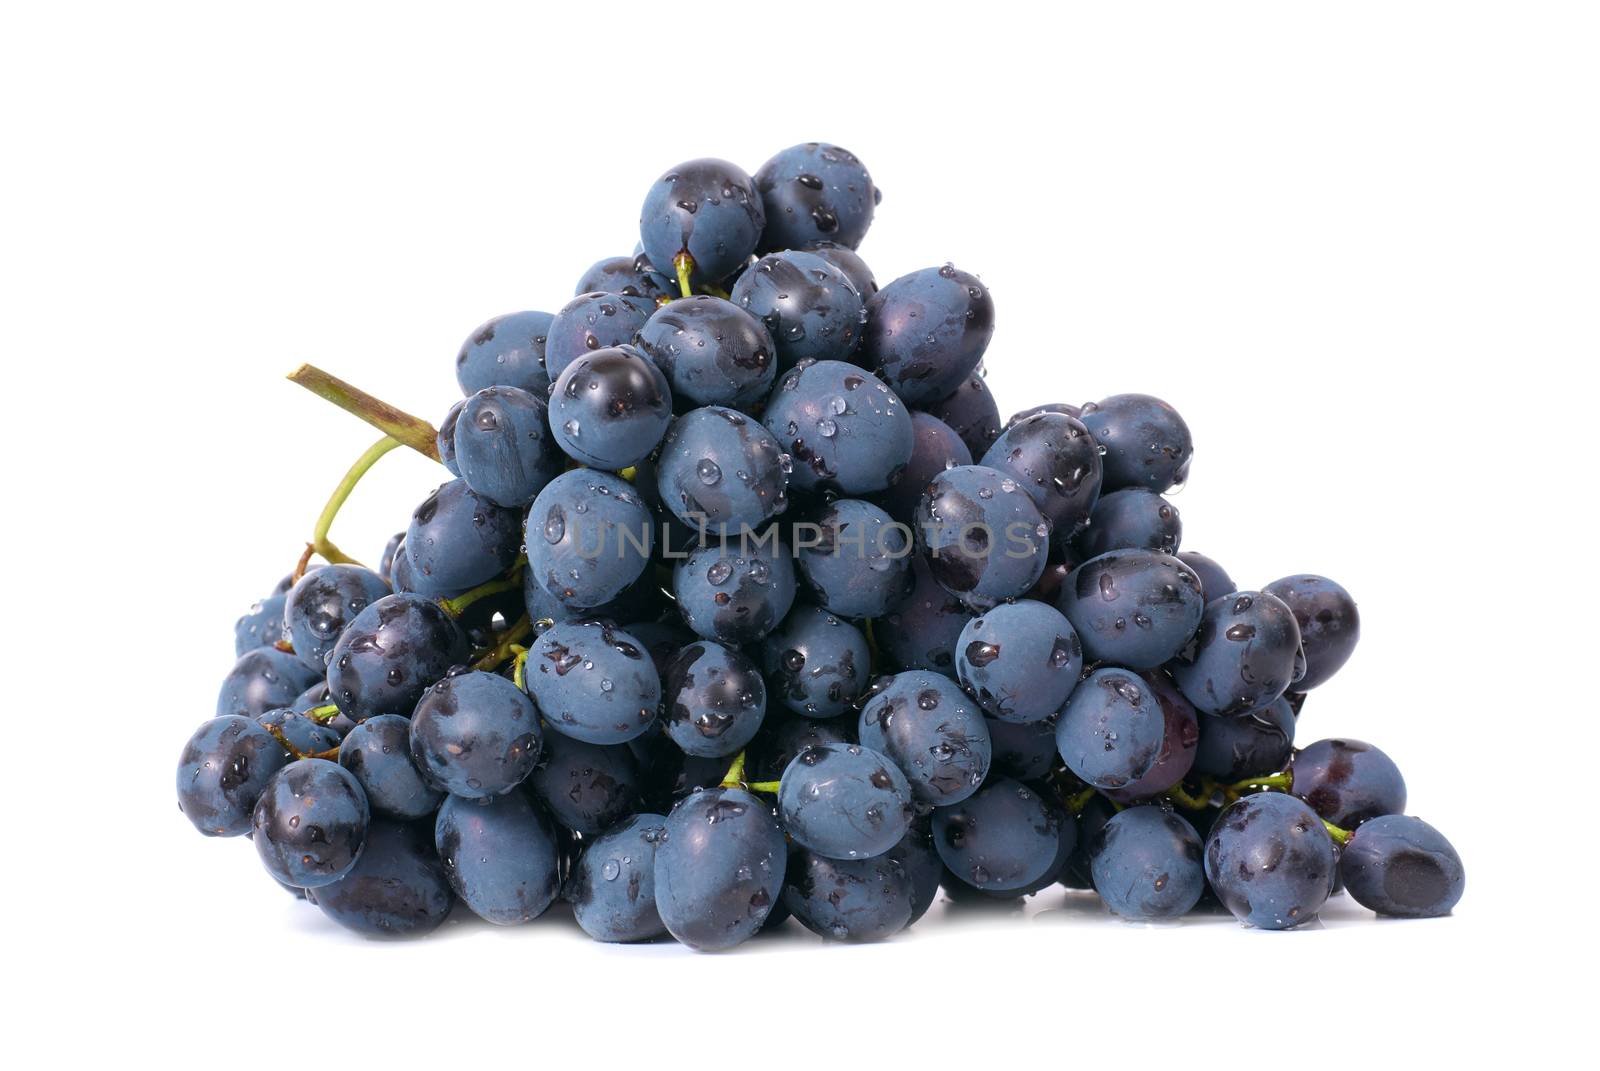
xmin=182 ymin=143 xmax=1465 ymax=944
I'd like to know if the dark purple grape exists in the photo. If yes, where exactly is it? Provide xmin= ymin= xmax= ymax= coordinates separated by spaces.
xmin=545 ymin=292 xmax=656 ymax=382
xmin=634 ymin=296 xmax=775 ymax=409
xmin=915 ymin=465 xmax=1049 ymax=611
xmin=456 ymin=310 xmax=555 ymax=397
xmin=662 ymin=640 xmax=766 ymax=758
xmin=639 ymin=158 xmax=765 ymax=288
xmin=1204 ymin=792 xmax=1335 ymax=929
xmin=1078 ymin=393 xmax=1193 ymax=494
xmin=1170 ymin=591 xmax=1304 ymax=717
xmin=549 ymin=345 xmax=673 ymax=472
xmin=760 ymin=604 xmax=870 ymax=719
xmin=1178 ymin=551 xmax=1236 ymax=601
xmin=954 ymin=600 xmax=1082 ymax=723
xmin=755 ymin=142 xmax=877 ymax=251
xmin=861 ymin=265 xmax=994 ymax=405
xmin=1340 ymin=815 xmax=1465 ymax=918
xmin=980 ymin=411 xmax=1103 ymax=545
xmin=924 ymin=373 xmax=1002 ymax=460
xmin=1263 ymin=574 xmax=1360 ymax=691
xmin=1291 ymin=738 xmax=1406 ymax=829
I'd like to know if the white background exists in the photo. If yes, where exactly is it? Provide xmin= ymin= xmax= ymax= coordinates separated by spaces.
xmin=5 ymin=1 xmax=1593 ymax=1065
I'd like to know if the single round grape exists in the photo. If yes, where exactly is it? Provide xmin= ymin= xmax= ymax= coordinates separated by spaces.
xmin=525 ymin=468 xmax=654 ymax=612
xmin=526 ymin=732 xmax=642 ymax=836
xmin=653 ymin=787 xmax=787 ymax=951
xmin=654 ymin=406 xmax=789 ymax=534
xmin=549 ymin=345 xmax=673 ymax=470
xmin=1291 ymin=738 xmax=1407 ymax=829
xmin=762 ymin=360 xmax=913 ymax=495
xmin=980 ymin=411 xmax=1103 ymax=545
xmin=403 ymin=477 xmax=523 ymax=592
xmin=861 ymin=265 xmax=994 ymax=405
xmin=523 ymin=620 xmax=660 ymax=747
xmin=639 ymin=158 xmax=765 ymax=288
xmin=795 ymin=499 xmax=913 ymax=619
xmin=313 ymin=818 xmax=454 ymax=937
xmin=456 ymin=310 xmax=555 ymax=397
xmin=326 ymin=593 xmax=468 ymax=723
xmin=454 ymin=386 xmax=562 ymax=508
xmin=569 ymin=813 xmax=670 ymax=942
xmin=954 ymin=600 xmax=1082 ymax=723
xmin=284 ymin=564 xmax=391 ymax=672
xmin=1088 ymin=804 xmax=1205 ymax=920
xmin=1204 ymin=791 xmax=1336 ymax=929
xmin=216 ymin=647 xmax=322 ymax=718
xmin=777 ymin=742 xmax=914 ymax=861
xmin=1078 ymin=393 xmax=1193 ymax=494
xmin=1057 ymin=549 xmax=1204 ymax=670
xmin=673 ymin=540 xmax=797 ymax=645
xmin=924 ymin=373 xmax=1002 ymax=460
xmin=337 ymin=714 xmax=443 ymax=820
xmin=915 ymin=464 xmax=1050 ymax=610
xmin=760 ymin=604 xmax=870 ymax=719
xmin=176 ymin=715 xmax=290 ymax=836
xmin=662 ymin=640 xmax=766 ymax=758
xmin=634 ymin=295 xmax=775 ymax=409
xmin=234 ymin=590 xmax=289 ymax=655
xmin=1340 ymin=814 xmax=1465 ymax=918
xmin=858 ymin=671 xmax=992 ymax=807
xmin=881 ymin=410 xmax=972 ymax=525
xmin=575 ymin=254 xmax=675 ymax=304
xmin=1263 ymin=574 xmax=1360 ymax=691
xmin=932 ymin=778 xmax=1071 ymax=892
xmin=783 ymin=849 xmax=913 ymax=942
xmin=1178 ymin=551 xmax=1236 ymax=601
xmin=544 ymin=292 xmax=656 ymax=382
xmin=755 ymin=142 xmax=877 ymax=251
xmin=410 ymin=671 xmax=542 ymax=797
xmin=252 ymin=759 xmax=370 ymax=889
xmin=876 ymin=553 xmax=975 ymax=677
xmin=1075 ymin=489 xmax=1182 ymax=558
xmin=434 ymin=791 xmax=560 ymax=924
xmin=1056 ymin=667 xmax=1167 ymax=791
xmin=1192 ymin=696 xmax=1296 ymax=782
xmin=731 ymin=250 xmax=864 ymax=369
xmin=1170 ymin=591 xmax=1305 ymax=716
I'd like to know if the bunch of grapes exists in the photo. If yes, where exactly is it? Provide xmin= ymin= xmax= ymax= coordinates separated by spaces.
xmin=178 ymin=143 xmax=1464 ymax=945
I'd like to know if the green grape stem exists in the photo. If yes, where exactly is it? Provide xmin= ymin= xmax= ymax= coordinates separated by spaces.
xmin=303 ymin=703 xmax=340 ymax=725
xmin=438 ymin=563 xmax=526 ymax=619
xmin=293 ymin=435 xmax=401 ymax=579
xmin=673 ymin=252 xmax=695 ymax=299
